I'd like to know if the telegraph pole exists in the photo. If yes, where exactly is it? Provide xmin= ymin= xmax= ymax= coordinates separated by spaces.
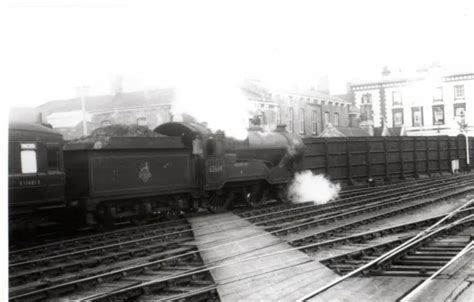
xmin=78 ymin=86 xmax=89 ymax=136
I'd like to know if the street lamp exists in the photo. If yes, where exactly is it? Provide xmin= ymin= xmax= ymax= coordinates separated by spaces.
xmin=458 ymin=112 xmax=470 ymax=166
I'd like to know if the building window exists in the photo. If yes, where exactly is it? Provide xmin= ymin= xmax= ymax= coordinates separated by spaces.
xmin=137 ymin=117 xmax=147 ymax=126
xmin=454 ymin=103 xmax=466 ymax=118
xmin=361 ymin=93 xmax=372 ymax=104
xmin=311 ymin=110 xmax=317 ymax=134
xmin=288 ymin=107 xmax=294 ymax=132
xmin=392 ymin=109 xmax=404 ymax=127
xmin=392 ymin=91 xmax=402 ymax=106
xmin=360 ymin=104 xmax=373 ymax=122
xmin=454 ymin=85 xmax=464 ymax=100
xmin=411 ymin=107 xmax=424 ymax=127
xmin=433 ymin=87 xmax=443 ymax=102
xmin=276 ymin=106 xmax=281 ymax=125
xmin=298 ymin=108 xmax=305 ymax=134
xmin=333 ymin=112 xmax=339 ymax=126
xmin=20 ymin=143 xmax=37 ymax=174
xmin=324 ymin=112 xmax=330 ymax=125
xmin=432 ymin=105 xmax=445 ymax=125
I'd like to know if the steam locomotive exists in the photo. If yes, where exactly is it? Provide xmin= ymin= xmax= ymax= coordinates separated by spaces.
xmin=8 ymin=121 xmax=304 ymax=229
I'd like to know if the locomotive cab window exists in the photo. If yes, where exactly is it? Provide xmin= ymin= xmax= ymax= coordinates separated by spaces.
xmin=207 ymin=139 xmax=216 ymax=156
xmin=20 ymin=143 xmax=37 ymax=174
xmin=47 ymin=144 xmax=60 ymax=170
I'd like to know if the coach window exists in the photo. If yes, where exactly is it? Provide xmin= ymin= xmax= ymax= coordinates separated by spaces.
xmin=20 ymin=143 xmax=37 ymax=174
xmin=47 ymin=144 xmax=60 ymax=170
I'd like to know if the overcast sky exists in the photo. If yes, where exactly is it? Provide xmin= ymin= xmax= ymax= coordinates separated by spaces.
xmin=4 ymin=0 xmax=474 ymax=108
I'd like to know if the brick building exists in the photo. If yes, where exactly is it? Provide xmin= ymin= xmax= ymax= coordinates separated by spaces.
xmin=272 ymin=89 xmax=352 ymax=137
xmin=37 ymin=81 xmax=356 ymax=140
xmin=37 ymin=89 xmax=174 ymax=140
xmin=350 ymin=69 xmax=474 ymax=136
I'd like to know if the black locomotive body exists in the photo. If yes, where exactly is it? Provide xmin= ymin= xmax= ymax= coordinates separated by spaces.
xmin=8 ymin=122 xmax=66 ymax=231
xmin=8 ymin=121 xmax=304 ymax=228
xmin=62 ymin=122 xmax=304 ymax=225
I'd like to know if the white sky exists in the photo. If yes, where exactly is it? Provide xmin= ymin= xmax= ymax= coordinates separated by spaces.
xmin=4 ymin=0 xmax=474 ymax=108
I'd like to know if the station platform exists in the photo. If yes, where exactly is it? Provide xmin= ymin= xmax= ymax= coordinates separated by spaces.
xmin=188 ymin=212 xmax=339 ymax=301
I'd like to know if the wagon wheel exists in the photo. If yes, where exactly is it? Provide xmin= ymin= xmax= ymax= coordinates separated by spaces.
xmin=207 ymin=192 xmax=232 ymax=214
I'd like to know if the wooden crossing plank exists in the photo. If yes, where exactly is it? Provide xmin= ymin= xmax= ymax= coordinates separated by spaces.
xmin=189 ymin=213 xmax=339 ymax=301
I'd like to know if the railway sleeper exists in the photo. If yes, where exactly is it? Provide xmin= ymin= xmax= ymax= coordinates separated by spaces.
xmin=401 ymin=255 xmax=455 ymax=261
xmin=394 ymin=259 xmax=451 ymax=266
xmin=411 ymin=251 xmax=461 ymax=256
xmin=10 ymin=242 xmax=194 ymax=288
xmin=373 ymin=269 xmax=438 ymax=277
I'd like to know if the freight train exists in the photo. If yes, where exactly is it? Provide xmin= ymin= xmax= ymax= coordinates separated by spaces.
xmin=8 ymin=121 xmax=304 ymax=230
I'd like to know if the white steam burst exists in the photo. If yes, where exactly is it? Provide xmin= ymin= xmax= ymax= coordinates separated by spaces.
xmin=172 ymin=74 xmax=251 ymax=140
xmin=288 ymin=170 xmax=341 ymax=205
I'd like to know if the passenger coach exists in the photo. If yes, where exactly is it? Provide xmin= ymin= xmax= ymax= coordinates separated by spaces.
xmin=8 ymin=122 xmax=66 ymax=231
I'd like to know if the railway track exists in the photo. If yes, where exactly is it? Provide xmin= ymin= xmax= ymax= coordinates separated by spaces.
xmin=9 ymin=218 xmax=189 ymax=263
xmin=320 ymin=218 xmax=473 ymax=276
xmin=283 ymin=184 xmax=473 ymax=245
xmin=9 ymin=174 xmax=474 ymax=301
xmin=240 ymin=173 xmax=474 ymax=223
xmin=298 ymin=199 xmax=474 ymax=301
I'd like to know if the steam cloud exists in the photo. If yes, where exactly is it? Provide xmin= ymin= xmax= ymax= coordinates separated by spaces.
xmin=172 ymin=74 xmax=251 ymax=140
xmin=288 ymin=170 xmax=340 ymax=205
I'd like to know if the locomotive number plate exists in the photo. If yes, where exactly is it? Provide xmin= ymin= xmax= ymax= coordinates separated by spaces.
xmin=209 ymin=164 xmax=223 ymax=173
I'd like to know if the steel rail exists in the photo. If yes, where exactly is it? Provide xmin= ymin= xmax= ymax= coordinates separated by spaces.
xmin=399 ymin=240 xmax=473 ymax=302
xmin=296 ymin=204 xmax=474 ymax=301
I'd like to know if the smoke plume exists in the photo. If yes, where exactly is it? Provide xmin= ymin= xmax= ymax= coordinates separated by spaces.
xmin=172 ymin=73 xmax=251 ymax=140
xmin=288 ymin=170 xmax=340 ymax=205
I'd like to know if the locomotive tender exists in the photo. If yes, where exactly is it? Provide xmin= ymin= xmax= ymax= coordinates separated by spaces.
xmin=9 ymin=121 xmax=304 ymax=228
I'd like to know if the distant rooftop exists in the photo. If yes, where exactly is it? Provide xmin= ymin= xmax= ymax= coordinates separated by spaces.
xmin=276 ymin=88 xmax=351 ymax=103
xmin=350 ymin=66 xmax=474 ymax=88
xmin=37 ymin=88 xmax=175 ymax=116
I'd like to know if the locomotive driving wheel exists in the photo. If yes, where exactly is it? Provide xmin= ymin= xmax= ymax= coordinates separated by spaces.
xmin=207 ymin=191 xmax=232 ymax=214
xmin=244 ymin=185 xmax=264 ymax=208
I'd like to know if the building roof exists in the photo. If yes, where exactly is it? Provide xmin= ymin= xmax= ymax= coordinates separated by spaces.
xmin=37 ymin=88 xmax=175 ymax=116
xmin=350 ymin=71 xmax=474 ymax=89
xmin=46 ymin=110 xmax=91 ymax=128
xmin=319 ymin=124 xmax=369 ymax=137
xmin=279 ymin=88 xmax=351 ymax=104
